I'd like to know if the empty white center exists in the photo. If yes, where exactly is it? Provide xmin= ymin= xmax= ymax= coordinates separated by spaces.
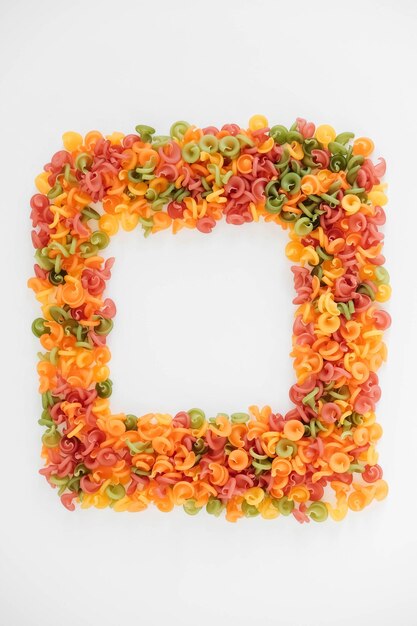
xmin=107 ymin=220 xmax=295 ymax=417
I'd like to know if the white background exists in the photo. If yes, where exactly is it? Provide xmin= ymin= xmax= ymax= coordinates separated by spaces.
xmin=1 ymin=1 xmax=417 ymax=624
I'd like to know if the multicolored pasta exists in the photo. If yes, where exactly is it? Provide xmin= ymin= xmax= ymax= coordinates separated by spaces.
xmin=28 ymin=116 xmax=390 ymax=522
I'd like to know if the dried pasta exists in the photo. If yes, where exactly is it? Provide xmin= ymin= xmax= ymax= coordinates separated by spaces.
xmin=28 ymin=116 xmax=390 ymax=522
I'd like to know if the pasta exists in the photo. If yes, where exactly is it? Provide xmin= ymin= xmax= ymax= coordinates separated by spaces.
xmin=28 ymin=116 xmax=390 ymax=522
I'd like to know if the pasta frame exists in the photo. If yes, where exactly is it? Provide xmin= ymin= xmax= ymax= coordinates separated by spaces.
xmin=29 ymin=116 xmax=391 ymax=523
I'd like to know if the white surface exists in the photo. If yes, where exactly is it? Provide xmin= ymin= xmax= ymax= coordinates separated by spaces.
xmin=1 ymin=1 xmax=416 ymax=624
xmin=109 ymin=221 xmax=295 ymax=416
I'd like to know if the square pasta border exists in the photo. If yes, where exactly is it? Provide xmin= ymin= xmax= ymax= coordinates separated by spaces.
xmin=28 ymin=115 xmax=391 ymax=523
